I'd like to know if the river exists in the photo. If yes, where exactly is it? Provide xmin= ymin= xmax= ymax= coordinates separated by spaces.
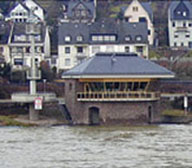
xmin=0 ymin=125 xmax=192 ymax=168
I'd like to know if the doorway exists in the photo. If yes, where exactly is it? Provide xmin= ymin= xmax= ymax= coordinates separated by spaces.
xmin=89 ymin=107 xmax=100 ymax=125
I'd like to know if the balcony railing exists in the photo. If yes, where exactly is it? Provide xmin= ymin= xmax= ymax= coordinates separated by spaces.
xmin=176 ymin=27 xmax=188 ymax=32
xmin=77 ymin=91 xmax=160 ymax=102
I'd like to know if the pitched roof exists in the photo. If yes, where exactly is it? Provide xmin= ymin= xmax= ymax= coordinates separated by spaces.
xmin=58 ymin=20 xmax=148 ymax=45
xmin=121 ymin=1 xmax=153 ymax=21
xmin=10 ymin=23 xmax=46 ymax=44
xmin=169 ymin=0 xmax=192 ymax=20
xmin=62 ymin=53 xmax=174 ymax=78
xmin=63 ymin=0 xmax=95 ymax=20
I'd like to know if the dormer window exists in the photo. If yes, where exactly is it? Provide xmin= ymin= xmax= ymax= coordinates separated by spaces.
xmin=65 ymin=36 xmax=71 ymax=42
xmin=76 ymin=35 xmax=83 ymax=42
xmin=136 ymin=35 xmax=142 ymax=41
xmin=177 ymin=11 xmax=181 ymax=15
xmin=125 ymin=36 xmax=131 ymax=41
xmin=183 ymin=12 xmax=186 ymax=16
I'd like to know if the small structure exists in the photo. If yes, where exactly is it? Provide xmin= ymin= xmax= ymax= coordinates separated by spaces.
xmin=62 ymin=53 xmax=174 ymax=125
xmin=168 ymin=0 xmax=192 ymax=48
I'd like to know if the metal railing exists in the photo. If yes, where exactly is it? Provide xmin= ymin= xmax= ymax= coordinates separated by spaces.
xmin=77 ymin=91 xmax=160 ymax=101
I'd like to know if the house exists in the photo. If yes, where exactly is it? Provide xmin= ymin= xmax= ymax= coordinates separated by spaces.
xmin=6 ymin=0 xmax=45 ymax=23
xmin=168 ymin=0 xmax=192 ymax=49
xmin=0 ymin=21 xmax=11 ymax=64
xmin=121 ymin=0 xmax=154 ymax=45
xmin=58 ymin=19 xmax=149 ymax=71
xmin=8 ymin=22 xmax=50 ymax=70
xmin=62 ymin=52 xmax=174 ymax=125
xmin=59 ymin=0 xmax=96 ymax=23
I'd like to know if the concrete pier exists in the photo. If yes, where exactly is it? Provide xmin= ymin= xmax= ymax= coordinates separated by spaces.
xmin=29 ymin=104 xmax=39 ymax=121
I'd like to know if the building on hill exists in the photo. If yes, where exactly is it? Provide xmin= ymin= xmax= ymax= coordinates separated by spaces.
xmin=62 ymin=52 xmax=174 ymax=125
xmin=8 ymin=22 xmax=50 ymax=70
xmin=58 ymin=19 xmax=149 ymax=71
xmin=120 ymin=0 xmax=154 ymax=45
xmin=6 ymin=0 xmax=45 ymax=23
xmin=168 ymin=0 xmax=192 ymax=49
xmin=59 ymin=0 xmax=96 ymax=23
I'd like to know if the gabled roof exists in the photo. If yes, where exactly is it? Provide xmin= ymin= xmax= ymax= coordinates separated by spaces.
xmin=58 ymin=20 xmax=148 ymax=45
xmin=121 ymin=1 xmax=153 ymax=22
xmin=63 ymin=0 xmax=95 ymax=20
xmin=141 ymin=2 xmax=153 ymax=21
xmin=169 ymin=0 xmax=192 ymax=20
xmin=62 ymin=53 xmax=174 ymax=79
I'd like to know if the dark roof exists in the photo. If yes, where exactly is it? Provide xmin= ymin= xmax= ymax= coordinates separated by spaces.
xmin=141 ymin=2 xmax=153 ymax=21
xmin=62 ymin=0 xmax=95 ymax=21
xmin=58 ymin=20 xmax=148 ymax=45
xmin=121 ymin=2 xmax=153 ymax=21
xmin=0 ymin=21 xmax=11 ymax=44
xmin=10 ymin=23 xmax=46 ymax=43
xmin=62 ymin=53 xmax=174 ymax=78
xmin=169 ymin=0 xmax=192 ymax=20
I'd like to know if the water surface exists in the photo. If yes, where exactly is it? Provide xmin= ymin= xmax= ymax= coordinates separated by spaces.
xmin=0 ymin=125 xmax=192 ymax=168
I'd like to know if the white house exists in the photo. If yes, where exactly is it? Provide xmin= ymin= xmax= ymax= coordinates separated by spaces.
xmin=168 ymin=0 xmax=192 ymax=48
xmin=8 ymin=22 xmax=50 ymax=70
xmin=58 ymin=20 xmax=149 ymax=71
xmin=121 ymin=0 xmax=154 ymax=45
xmin=6 ymin=0 xmax=45 ymax=23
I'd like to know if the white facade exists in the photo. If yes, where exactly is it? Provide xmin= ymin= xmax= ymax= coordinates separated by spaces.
xmin=23 ymin=0 xmax=44 ymax=21
xmin=58 ymin=44 xmax=148 ymax=71
xmin=168 ymin=10 xmax=192 ymax=48
xmin=123 ymin=0 xmax=154 ymax=45
xmin=6 ymin=0 xmax=44 ymax=23
xmin=7 ymin=3 xmax=29 ymax=22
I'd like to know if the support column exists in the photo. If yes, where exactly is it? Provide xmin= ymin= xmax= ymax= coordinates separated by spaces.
xmin=29 ymin=104 xmax=39 ymax=121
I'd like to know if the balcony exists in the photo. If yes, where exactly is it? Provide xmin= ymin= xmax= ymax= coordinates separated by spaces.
xmin=77 ymin=91 xmax=160 ymax=102
xmin=76 ymin=53 xmax=87 ymax=58
xmin=176 ymin=27 xmax=188 ymax=32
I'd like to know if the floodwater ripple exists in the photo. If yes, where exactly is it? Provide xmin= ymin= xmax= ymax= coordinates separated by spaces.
xmin=0 ymin=125 xmax=192 ymax=168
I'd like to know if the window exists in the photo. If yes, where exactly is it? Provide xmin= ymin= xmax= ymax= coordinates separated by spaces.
xmin=125 ymin=36 xmax=131 ymax=41
xmin=125 ymin=46 xmax=130 ymax=53
xmin=174 ymin=34 xmax=178 ymax=38
xmin=77 ymin=46 xmax=83 ymax=53
xmin=183 ymin=12 xmax=186 ymax=16
xmin=148 ymin=30 xmax=151 ymax=35
xmin=133 ymin=6 xmax=138 ymax=12
xmin=106 ymin=46 xmax=114 ymax=52
xmin=172 ymin=22 xmax=175 ymax=27
xmin=65 ymin=58 xmax=71 ymax=66
xmin=76 ymin=36 xmax=83 ymax=42
xmin=91 ymin=35 xmax=116 ymax=42
xmin=181 ymin=42 xmax=184 ymax=47
xmin=139 ymin=17 xmax=147 ymax=22
xmin=65 ymin=47 xmax=70 ymax=54
xmin=189 ymin=42 xmax=192 ymax=48
xmin=14 ymin=58 xmax=23 ymax=65
xmin=189 ymin=23 xmax=192 ymax=27
xmin=65 ymin=36 xmax=71 ymax=42
xmin=174 ymin=42 xmax=177 ymax=47
xmin=136 ymin=35 xmax=142 ymax=41
xmin=136 ymin=46 xmax=143 ymax=53
xmin=183 ymin=22 xmax=186 ymax=27
xmin=186 ymin=34 xmax=190 ymax=38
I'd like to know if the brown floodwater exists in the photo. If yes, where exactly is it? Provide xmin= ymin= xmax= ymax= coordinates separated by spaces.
xmin=0 ymin=125 xmax=192 ymax=168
